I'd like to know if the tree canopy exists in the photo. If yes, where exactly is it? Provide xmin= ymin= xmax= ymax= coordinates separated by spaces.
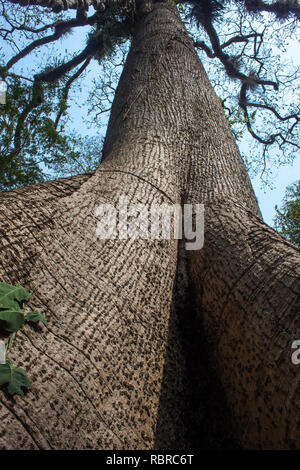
xmin=0 ymin=0 xmax=299 ymax=190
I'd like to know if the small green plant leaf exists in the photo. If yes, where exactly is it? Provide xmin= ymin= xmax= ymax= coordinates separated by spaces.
xmin=0 ymin=361 xmax=31 ymax=396
xmin=0 ymin=282 xmax=44 ymax=397
xmin=25 ymin=310 xmax=47 ymax=326
xmin=0 ymin=308 xmax=25 ymax=333
xmin=0 ymin=282 xmax=31 ymax=310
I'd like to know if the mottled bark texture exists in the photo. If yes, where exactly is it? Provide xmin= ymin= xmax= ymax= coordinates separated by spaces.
xmin=0 ymin=1 xmax=299 ymax=449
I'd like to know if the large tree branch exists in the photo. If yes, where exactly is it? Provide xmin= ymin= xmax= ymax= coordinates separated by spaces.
xmin=6 ymin=0 xmax=105 ymax=14
xmin=4 ymin=13 xmax=98 ymax=71
xmin=194 ymin=16 xmax=299 ymax=152
xmin=195 ymin=20 xmax=278 ymax=90
xmin=194 ymin=32 xmax=263 ymax=57
xmin=34 ymin=34 xmax=102 ymax=82
xmin=54 ymin=57 xmax=91 ymax=128
xmin=239 ymin=83 xmax=300 ymax=148
xmin=246 ymin=101 xmax=300 ymax=123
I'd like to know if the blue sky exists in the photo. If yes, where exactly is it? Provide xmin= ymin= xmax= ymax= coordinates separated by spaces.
xmin=252 ymin=160 xmax=299 ymax=225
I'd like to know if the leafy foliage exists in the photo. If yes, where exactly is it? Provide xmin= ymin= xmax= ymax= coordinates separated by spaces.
xmin=0 ymin=281 xmax=47 ymax=396
xmin=0 ymin=308 xmax=25 ymax=333
xmin=91 ymin=0 xmax=133 ymax=61
xmin=0 ymin=360 xmax=31 ymax=396
xmin=25 ymin=310 xmax=48 ymax=325
xmin=0 ymin=282 xmax=30 ymax=308
xmin=187 ymin=0 xmax=225 ymax=26
xmin=51 ymin=135 xmax=103 ymax=178
xmin=274 ymin=180 xmax=300 ymax=248
xmin=0 ymin=75 xmax=82 ymax=191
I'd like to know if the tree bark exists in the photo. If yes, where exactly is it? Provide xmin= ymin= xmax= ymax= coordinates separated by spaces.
xmin=0 ymin=1 xmax=299 ymax=450
xmin=189 ymin=199 xmax=300 ymax=449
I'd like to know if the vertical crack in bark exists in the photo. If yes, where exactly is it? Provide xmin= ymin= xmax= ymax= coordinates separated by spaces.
xmin=155 ymin=241 xmax=242 ymax=449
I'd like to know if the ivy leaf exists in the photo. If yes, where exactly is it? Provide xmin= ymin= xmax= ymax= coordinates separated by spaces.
xmin=25 ymin=310 xmax=47 ymax=326
xmin=0 ymin=308 xmax=25 ymax=333
xmin=0 ymin=361 xmax=30 ymax=396
xmin=0 ymin=282 xmax=31 ymax=310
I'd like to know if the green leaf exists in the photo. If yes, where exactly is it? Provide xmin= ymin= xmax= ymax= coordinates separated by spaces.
xmin=0 ymin=282 xmax=31 ymax=310
xmin=25 ymin=310 xmax=47 ymax=326
xmin=0 ymin=361 xmax=30 ymax=396
xmin=0 ymin=308 xmax=24 ymax=333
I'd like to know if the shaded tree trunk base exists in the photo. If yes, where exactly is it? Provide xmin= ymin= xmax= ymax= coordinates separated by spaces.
xmin=154 ymin=242 xmax=241 ymax=450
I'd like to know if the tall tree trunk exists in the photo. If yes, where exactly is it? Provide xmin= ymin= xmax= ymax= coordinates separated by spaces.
xmin=0 ymin=1 xmax=299 ymax=450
